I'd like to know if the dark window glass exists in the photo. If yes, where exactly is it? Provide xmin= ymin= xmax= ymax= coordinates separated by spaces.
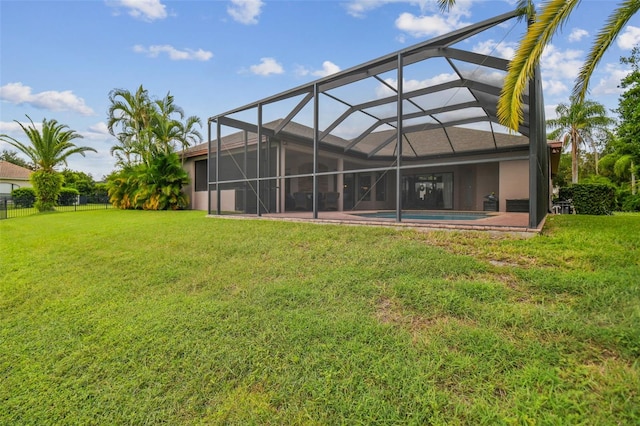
xmin=358 ymin=174 xmax=371 ymax=201
xmin=195 ymin=159 xmax=207 ymax=192
xmin=375 ymin=172 xmax=387 ymax=201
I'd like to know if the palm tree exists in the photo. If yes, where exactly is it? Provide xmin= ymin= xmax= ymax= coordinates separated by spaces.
xmin=177 ymin=115 xmax=203 ymax=163
xmin=439 ymin=0 xmax=640 ymax=131
xmin=107 ymin=85 xmax=153 ymax=164
xmin=547 ymin=98 xmax=614 ymax=183
xmin=614 ymin=155 xmax=637 ymax=194
xmin=0 ymin=116 xmax=97 ymax=210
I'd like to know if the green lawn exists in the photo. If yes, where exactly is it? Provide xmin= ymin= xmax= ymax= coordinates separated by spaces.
xmin=1 ymin=210 xmax=638 ymax=424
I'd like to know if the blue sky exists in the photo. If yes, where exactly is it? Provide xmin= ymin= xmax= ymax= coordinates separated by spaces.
xmin=1 ymin=0 xmax=639 ymax=180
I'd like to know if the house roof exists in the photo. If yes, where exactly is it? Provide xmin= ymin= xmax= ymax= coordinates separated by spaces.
xmin=0 ymin=160 xmax=32 ymax=180
xmin=183 ymin=118 xmax=531 ymax=160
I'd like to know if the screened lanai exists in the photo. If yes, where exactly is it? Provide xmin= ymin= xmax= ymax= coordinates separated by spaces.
xmin=203 ymin=9 xmax=548 ymax=229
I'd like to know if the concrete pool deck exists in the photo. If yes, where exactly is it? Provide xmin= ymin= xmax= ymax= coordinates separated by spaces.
xmin=208 ymin=210 xmax=543 ymax=234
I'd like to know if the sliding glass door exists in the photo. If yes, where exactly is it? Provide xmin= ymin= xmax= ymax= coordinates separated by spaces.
xmin=403 ymin=172 xmax=453 ymax=210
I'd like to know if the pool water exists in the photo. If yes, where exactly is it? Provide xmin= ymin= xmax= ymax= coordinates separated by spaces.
xmin=355 ymin=211 xmax=490 ymax=221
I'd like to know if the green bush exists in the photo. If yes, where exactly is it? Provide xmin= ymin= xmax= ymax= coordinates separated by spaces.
xmin=31 ymin=170 xmax=63 ymax=211
xmin=58 ymin=187 xmax=80 ymax=206
xmin=559 ymin=183 xmax=616 ymax=215
xmin=107 ymin=153 xmax=189 ymax=210
xmin=89 ymin=183 xmax=109 ymax=204
xmin=11 ymin=187 xmax=36 ymax=208
xmin=621 ymin=193 xmax=640 ymax=212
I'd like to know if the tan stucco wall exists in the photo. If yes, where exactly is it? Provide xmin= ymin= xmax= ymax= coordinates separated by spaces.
xmin=191 ymin=190 xmax=208 ymax=211
xmin=499 ymin=159 xmax=529 ymax=211
xmin=210 ymin=190 xmax=237 ymax=212
xmin=474 ymin=163 xmax=499 ymax=211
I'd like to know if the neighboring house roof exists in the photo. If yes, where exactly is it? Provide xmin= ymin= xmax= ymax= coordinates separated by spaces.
xmin=548 ymin=140 xmax=563 ymax=177
xmin=0 ymin=160 xmax=32 ymax=181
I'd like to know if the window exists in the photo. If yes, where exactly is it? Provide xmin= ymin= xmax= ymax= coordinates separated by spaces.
xmin=194 ymin=159 xmax=207 ymax=192
xmin=358 ymin=174 xmax=371 ymax=201
xmin=375 ymin=172 xmax=387 ymax=202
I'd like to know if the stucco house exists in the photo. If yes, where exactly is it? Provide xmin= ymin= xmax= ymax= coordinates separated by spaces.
xmin=0 ymin=160 xmax=32 ymax=198
xmin=183 ymin=10 xmax=551 ymax=229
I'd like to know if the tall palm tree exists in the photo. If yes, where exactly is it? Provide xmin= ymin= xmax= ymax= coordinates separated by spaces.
xmin=177 ymin=115 xmax=203 ymax=163
xmin=439 ymin=0 xmax=640 ymax=131
xmin=151 ymin=114 xmax=183 ymax=156
xmin=547 ymin=98 xmax=614 ymax=183
xmin=107 ymin=85 xmax=153 ymax=164
xmin=0 ymin=116 xmax=96 ymax=210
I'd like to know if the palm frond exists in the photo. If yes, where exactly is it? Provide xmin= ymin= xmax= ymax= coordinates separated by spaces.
xmin=573 ymin=0 xmax=640 ymax=101
xmin=498 ymin=0 xmax=581 ymax=130
xmin=437 ymin=0 xmax=456 ymax=13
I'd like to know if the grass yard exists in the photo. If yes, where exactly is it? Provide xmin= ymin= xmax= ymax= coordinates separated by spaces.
xmin=1 ymin=210 xmax=639 ymax=424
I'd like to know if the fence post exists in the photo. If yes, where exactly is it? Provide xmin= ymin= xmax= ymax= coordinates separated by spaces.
xmin=0 ymin=198 xmax=7 ymax=220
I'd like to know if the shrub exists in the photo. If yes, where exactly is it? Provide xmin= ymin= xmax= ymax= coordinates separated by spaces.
xmin=559 ymin=183 xmax=616 ymax=215
xmin=58 ymin=187 xmax=80 ymax=206
xmin=11 ymin=187 xmax=36 ymax=208
xmin=107 ymin=153 xmax=189 ymax=210
xmin=621 ymin=193 xmax=640 ymax=212
xmin=89 ymin=183 xmax=109 ymax=204
xmin=31 ymin=170 xmax=63 ymax=211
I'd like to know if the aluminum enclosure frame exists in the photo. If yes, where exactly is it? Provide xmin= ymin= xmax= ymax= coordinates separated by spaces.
xmin=207 ymin=9 xmax=548 ymax=228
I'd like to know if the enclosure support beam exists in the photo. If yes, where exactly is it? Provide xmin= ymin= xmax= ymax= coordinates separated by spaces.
xmin=243 ymin=130 xmax=248 ymax=214
xmin=216 ymin=120 xmax=221 ymax=216
xmin=396 ymin=53 xmax=403 ymax=223
xmin=207 ymin=119 xmax=212 ymax=216
xmin=313 ymin=83 xmax=319 ymax=219
xmin=257 ymin=105 xmax=262 ymax=217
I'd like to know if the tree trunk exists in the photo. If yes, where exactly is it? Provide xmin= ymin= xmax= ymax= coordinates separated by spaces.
xmin=571 ymin=134 xmax=579 ymax=184
xmin=632 ymin=161 xmax=637 ymax=195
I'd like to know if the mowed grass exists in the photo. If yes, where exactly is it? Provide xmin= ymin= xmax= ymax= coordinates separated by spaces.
xmin=1 ymin=210 xmax=638 ymax=424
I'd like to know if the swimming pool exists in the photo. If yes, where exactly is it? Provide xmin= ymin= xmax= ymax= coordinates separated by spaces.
xmin=354 ymin=211 xmax=490 ymax=221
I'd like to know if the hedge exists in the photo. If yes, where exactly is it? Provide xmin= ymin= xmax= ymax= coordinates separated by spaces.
xmin=58 ymin=187 xmax=80 ymax=206
xmin=11 ymin=187 xmax=36 ymax=208
xmin=559 ymin=184 xmax=616 ymax=215
xmin=622 ymin=194 xmax=640 ymax=212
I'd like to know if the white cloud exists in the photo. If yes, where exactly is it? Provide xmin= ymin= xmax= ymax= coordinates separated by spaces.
xmin=0 ymin=82 xmax=94 ymax=116
xmin=617 ymin=25 xmax=640 ymax=50
xmin=545 ymin=104 xmax=559 ymax=121
xmin=540 ymin=45 xmax=584 ymax=81
xmin=84 ymin=122 xmax=112 ymax=140
xmin=375 ymin=73 xmax=458 ymax=98
xmin=249 ymin=57 xmax=284 ymax=76
xmin=133 ymin=44 xmax=213 ymax=61
xmin=591 ymin=63 xmax=629 ymax=96
xmin=0 ymin=120 xmax=42 ymax=133
xmin=345 ymin=0 xmax=473 ymax=37
xmin=296 ymin=61 xmax=341 ymax=78
xmin=395 ymin=12 xmax=468 ymax=37
xmin=395 ymin=0 xmax=472 ymax=38
xmin=542 ymin=80 xmax=568 ymax=96
xmin=110 ymin=0 xmax=167 ymax=21
xmin=472 ymin=40 xmax=517 ymax=60
xmin=345 ymin=0 xmax=440 ymax=18
xmin=568 ymin=28 xmax=589 ymax=42
xmin=345 ymin=0 xmax=397 ymax=18
xmin=228 ymin=0 xmax=264 ymax=25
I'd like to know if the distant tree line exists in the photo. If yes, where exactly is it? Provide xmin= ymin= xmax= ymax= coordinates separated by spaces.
xmin=549 ymin=46 xmax=640 ymax=212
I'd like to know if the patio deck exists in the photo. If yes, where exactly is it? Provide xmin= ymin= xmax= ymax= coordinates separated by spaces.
xmin=209 ymin=211 xmax=541 ymax=234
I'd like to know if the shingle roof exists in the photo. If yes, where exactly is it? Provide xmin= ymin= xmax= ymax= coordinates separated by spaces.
xmin=0 ymin=160 xmax=32 ymax=180
xmin=182 ymin=119 xmax=530 ymax=160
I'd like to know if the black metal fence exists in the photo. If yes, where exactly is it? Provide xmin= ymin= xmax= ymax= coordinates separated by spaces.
xmin=0 ymin=195 xmax=112 ymax=220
